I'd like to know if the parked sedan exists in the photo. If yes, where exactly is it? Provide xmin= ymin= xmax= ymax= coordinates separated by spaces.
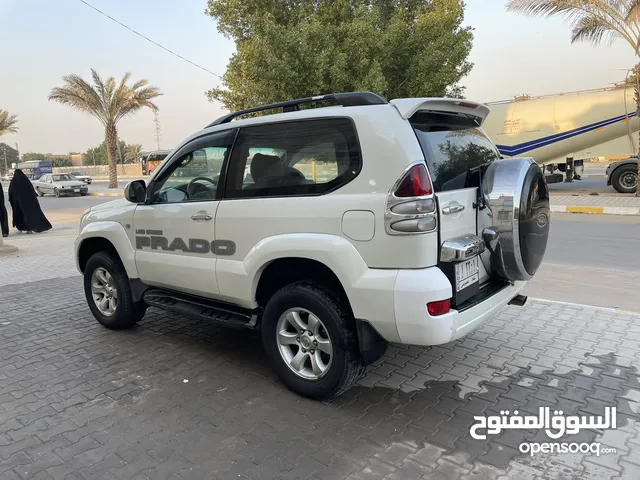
xmin=70 ymin=171 xmax=93 ymax=184
xmin=34 ymin=173 xmax=88 ymax=197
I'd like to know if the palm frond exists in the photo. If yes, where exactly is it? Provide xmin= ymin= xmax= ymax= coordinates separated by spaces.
xmin=571 ymin=14 xmax=622 ymax=44
xmin=0 ymin=109 xmax=19 ymax=135
xmin=50 ymin=70 xmax=162 ymax=126
xmin=507 ymin=0 xmax=640 ymax=51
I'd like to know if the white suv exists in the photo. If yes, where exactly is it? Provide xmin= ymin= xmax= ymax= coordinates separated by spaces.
xmin=75 ymin=92 xmax=550 ymax=400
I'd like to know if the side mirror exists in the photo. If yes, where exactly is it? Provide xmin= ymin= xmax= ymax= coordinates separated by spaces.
xmin=124 ymin=180 xmax=147 ymax=204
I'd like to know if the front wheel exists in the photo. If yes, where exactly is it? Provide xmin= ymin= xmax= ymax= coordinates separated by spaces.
xmin=84 ymin=251 xmax=146 ymax=329
xmin=611 ymin=164 xmax=638 ymax=194
xmin=261 ymin=281 xmax=364 ymax=400
xmin=54 ymin=188 xmax=60 ymax=198
xmin=36 ymin=187 xmax=44 ymax=197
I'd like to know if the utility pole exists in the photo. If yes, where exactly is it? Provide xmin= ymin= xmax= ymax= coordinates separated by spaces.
xmin=153 ymin=110 xmax=161 ymax=150
xmin=2 ymin=146 xmax=6 ymax=176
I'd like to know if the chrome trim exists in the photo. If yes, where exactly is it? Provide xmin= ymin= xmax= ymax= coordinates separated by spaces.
xmin=384 ymin=160 xmax=438 ymax=236
xmin=191 ymin=212 xmax=213 ymax=221
xmin=479 ymin=157 xmax=537 ymax=281
xmin=440 ymin=234 xmax=486 ymax=263
xmin=442 ymin=204 xmax=465 ymax=215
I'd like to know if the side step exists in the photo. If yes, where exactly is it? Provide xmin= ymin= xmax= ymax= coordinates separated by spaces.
xmin=142 ymin=289 xmax=260 ymax=329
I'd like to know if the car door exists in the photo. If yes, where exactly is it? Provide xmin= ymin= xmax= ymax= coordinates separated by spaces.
xmin=40 ymin=175 xmax=51 ymax=194
xmin=132 ymin=129 xmax=236 ymax=297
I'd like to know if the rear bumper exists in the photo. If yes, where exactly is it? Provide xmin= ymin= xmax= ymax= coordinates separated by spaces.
xmin=392 ymin=268 xmax=525 ymax=346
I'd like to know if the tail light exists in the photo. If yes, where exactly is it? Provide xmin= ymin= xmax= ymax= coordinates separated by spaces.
xmin=427 ymin=299 xmax=451 ymax=316
xmin=385 ymin=161 xmax=438 ymax=235
xmin=395 ymin=164 xmax=433 ymax=197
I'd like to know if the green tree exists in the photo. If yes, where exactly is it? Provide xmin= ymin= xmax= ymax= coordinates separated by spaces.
xmin=48 ymin=70 xmax=161 ymax=188
xmin=85 ymin=140 xmax=127 ymax=166
xmin=205 ymin=0 xmax=474 ymax=112
xmin=506 ymin=0 xmax=640 ymax=195
xmin=0 ymin=110 xmax=18 ymax=137
xmin=125 ymin=143 xmax=143 ymax=164
xmin=0 ymin=143 xmax=19 ymax=175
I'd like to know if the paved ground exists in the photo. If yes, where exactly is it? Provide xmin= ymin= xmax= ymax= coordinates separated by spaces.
xmin=2 ymin=224 xmax=640 ymax=479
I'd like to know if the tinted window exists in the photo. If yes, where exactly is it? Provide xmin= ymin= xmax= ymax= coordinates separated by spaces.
xmin=147 ymin=131 xmax=235 ymax=204
xmin=411 ymin=112 xmax=500 ymax=192
xmin=225 ymin=118 xmax=361 ymax=199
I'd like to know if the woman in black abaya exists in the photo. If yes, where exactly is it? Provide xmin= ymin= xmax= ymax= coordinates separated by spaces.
xmin=8 ymin=169 xmax=52 ymax=233
xmin=0 ymin=182 xmax=9 ymax=237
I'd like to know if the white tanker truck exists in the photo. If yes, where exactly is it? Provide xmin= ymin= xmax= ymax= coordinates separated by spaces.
xmin=482 ymin=83 xmax=639 ymax=193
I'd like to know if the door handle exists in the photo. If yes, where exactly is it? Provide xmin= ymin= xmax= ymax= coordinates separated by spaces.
xmin=442 ymin=205 xmax=465 ymax=215
xmin=191 ymin=213 xmax=213 ymax=221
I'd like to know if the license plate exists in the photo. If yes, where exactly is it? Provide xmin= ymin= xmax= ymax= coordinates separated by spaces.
xmin=74 ymin=189 xmax=80 ymax=192
xmin=455 ymin=256 xmax=479 ymax=292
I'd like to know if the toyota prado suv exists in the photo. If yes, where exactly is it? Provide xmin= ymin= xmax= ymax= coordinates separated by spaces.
xmin=75 ymin=92 xmax=550 ymax=400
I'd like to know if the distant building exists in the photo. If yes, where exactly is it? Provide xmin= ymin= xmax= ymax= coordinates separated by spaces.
xmin=71 ymin=154 xmax=85 ymax=166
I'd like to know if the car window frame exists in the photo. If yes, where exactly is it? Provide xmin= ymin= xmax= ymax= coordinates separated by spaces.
xmin=222 ymin=117 xmax=362 ymax=200
xmin=145 ymin=128 xmax=238 ymax=205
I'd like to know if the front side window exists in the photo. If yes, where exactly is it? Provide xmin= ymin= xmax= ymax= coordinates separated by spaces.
xmin=149 ymin=147 xmax=228 ymax=204
xmin=225 ymin=118 xmax=361 ymax=198
xmin=52 ymin=174 xmax=74 ymax=182
xmin=411 ymin=111 xmax=500 ymax=192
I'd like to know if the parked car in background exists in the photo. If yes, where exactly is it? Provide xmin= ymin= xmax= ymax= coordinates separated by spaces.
xmin=1 ymin=173 xmax=12 ymax=182
xmin=70 ymin=171 xmax=93 ymax=184
xmin=35 ymin=173 xmax=88 ymax=197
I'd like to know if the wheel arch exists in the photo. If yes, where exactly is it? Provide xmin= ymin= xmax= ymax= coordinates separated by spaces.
xmin=76 ymin=222 xmax=138 ymax=279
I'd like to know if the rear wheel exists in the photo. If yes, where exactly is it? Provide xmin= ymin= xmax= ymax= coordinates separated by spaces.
xmin=84 ymin=251 xmax=146 ymax=329
xmin=611 ymin=164 xmax=638 ymax=194
xmin=261 ymin=281 xmax=364 ymax=400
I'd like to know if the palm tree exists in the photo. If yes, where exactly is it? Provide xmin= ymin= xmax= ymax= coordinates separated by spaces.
xmin=49 ymin=69 xmax=161 ymax=188
xmin=125 ymin=143 xmax=143 ymax=164
xmin=506 ymin=0 xmax=640 ymax=194
xmin=0 ymin=110 xmax=18 ymax=137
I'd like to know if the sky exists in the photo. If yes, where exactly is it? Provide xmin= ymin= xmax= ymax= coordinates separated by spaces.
xmin=0 ymin=0 xmax=637 ymax=155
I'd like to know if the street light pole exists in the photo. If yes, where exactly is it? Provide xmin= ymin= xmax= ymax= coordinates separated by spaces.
xmin=2 ymin=146 xmax=7 ymax=175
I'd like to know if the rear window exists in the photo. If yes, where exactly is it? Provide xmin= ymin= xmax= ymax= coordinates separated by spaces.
xmin=411 ymin=111 xmax=500 ymax=192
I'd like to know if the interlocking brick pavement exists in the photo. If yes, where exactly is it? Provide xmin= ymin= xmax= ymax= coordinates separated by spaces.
xmin=1 ymin=245 xmax=640 ymax=478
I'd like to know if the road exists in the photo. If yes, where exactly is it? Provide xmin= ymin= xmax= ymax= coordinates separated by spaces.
xmin=523 ymin=212 xmax=640 ymax=312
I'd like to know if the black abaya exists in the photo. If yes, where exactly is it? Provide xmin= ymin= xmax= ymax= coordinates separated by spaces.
xmin=8 ymin=169 xmax=52 ymax=233
xmin=0 ymin=183 xmax=9 ymax=237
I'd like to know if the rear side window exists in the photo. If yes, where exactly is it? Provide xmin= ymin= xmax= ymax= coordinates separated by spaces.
xmin=411 ymin=111 xmax=500 ymax=192
xmin=224 ymin=118 xmax=361 ymax=199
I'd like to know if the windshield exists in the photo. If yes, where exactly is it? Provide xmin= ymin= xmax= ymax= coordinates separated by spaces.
xmin=52 ymin=174 xmax=74 ymax=182
xmin=411 ymin=111 xmax=500 ymax=192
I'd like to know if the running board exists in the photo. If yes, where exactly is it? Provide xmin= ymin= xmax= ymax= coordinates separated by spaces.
xmin=142 ymin=289 xmax=260 ymax=329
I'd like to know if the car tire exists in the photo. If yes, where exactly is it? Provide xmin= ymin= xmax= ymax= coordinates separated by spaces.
xmin=54 ymin=188 xmax=60 ymax=198
xmin=81 ymin=192 xmax=87 ymax=196
xmin=611 ymin=164 xmax=638 ymax=194
xmin=83 ymin=251 xmax=147 ymax=330
xmin=36 ymin=187 xmax=44 ymax=197
xmin=261 ymin=280 xmax=364 ymax=400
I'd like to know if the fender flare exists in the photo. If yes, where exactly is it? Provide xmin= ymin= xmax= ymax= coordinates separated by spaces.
xmin=243 ymin=233 xmax=370 ymax=308
xmin=76 ymin=221 xmax=139 ymax=279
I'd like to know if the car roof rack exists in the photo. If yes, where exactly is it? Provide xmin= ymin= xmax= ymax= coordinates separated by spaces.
xmin=205 ymin=92 xmax=388 ymax=127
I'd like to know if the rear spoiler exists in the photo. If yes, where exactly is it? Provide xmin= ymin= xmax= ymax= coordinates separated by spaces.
xmin=390 ymin=98 xmax=491 ymax=126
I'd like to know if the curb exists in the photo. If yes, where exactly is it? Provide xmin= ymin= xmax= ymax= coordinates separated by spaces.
xmin=551 ymin=205 xmax=640 ymax=215
xmin=88 ymin=193 xmax=124 ymax=198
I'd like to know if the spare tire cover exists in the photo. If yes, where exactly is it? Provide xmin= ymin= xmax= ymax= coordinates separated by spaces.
xmin=479 ymin=158 xmax=550 ymax=282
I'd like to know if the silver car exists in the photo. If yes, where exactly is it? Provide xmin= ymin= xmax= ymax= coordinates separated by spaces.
xmin=35 ymin=173 xmax=88 ymax=197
